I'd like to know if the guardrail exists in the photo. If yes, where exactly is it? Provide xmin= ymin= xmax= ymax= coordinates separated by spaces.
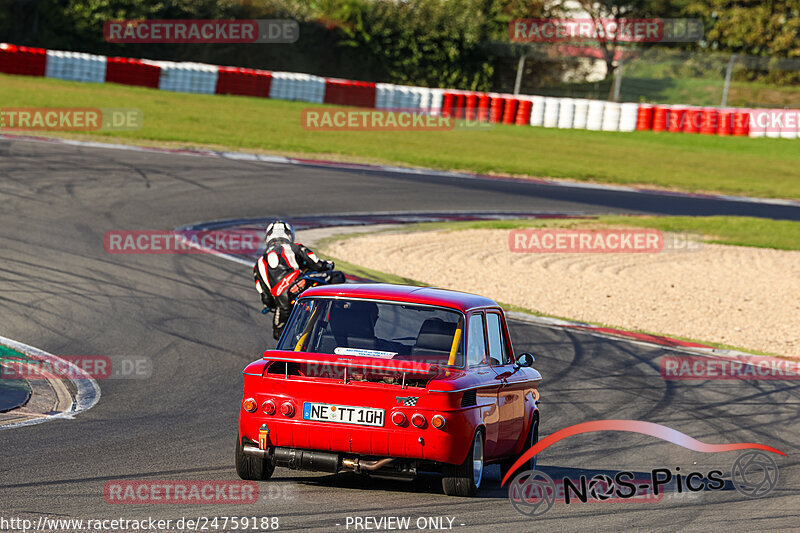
xmin=1 ymin=42 xmax=797 ymax=139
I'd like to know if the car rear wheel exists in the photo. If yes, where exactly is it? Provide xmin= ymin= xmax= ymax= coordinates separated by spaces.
xmin=442 ymin=429 xmax=484 ymax=497
xmin=500 ymin=414 xmax=539 ymax=481
xmin=235 ymin=438 xmax=275 ymax=481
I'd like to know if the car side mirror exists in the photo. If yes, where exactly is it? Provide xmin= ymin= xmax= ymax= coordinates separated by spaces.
xmin=514 ymin=352 xmax=535 ymax=369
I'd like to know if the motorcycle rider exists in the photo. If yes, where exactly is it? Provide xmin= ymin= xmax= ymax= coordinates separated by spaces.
xmin=254 ymin=220 xmax=338 ymax=340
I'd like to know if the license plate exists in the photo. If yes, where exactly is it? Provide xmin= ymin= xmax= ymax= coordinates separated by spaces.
xmin=303 ymin=402 xmax=385 ymax=427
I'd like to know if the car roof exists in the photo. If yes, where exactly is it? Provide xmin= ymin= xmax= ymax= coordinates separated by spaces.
xmin=300 ymin=283 xmax=499 ymax=313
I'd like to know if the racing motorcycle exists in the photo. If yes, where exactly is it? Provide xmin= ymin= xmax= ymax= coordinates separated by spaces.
xmin=261 ymin=264 xmax=346 ymax=315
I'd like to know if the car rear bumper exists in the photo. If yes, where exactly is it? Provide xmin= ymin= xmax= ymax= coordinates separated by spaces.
xmin=238 ymin=415 xmax=472 ymax=465
xmin=241 ymin=441 xmax=418 ymax=478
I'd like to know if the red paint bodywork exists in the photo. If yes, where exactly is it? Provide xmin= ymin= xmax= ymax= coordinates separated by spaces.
xmin=238 ymin=284 xmax=541 ymax=467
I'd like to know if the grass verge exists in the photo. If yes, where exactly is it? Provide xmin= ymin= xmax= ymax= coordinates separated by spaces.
xmin=2 ymin=74 xmax=800 ymax=199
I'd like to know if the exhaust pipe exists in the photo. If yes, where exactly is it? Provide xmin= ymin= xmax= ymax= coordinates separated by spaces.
xmin=243 ymin=445 xmax=397 ymax=475
xmin=243 ymin=445 xmax=268 ymax=457
xmin=273 ymin=447 xmax=341 ymax=473
xmin=346 ymin=458 xmax=395 ymax=472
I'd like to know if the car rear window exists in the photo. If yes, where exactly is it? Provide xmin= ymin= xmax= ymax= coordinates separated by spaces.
xmin=278 ymin=298 xmax=465 ymax=367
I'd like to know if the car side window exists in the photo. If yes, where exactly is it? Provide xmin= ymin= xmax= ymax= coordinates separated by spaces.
xmin=486 ymin=312 xmax=510 ymax=365
xmin=467 ymin=313 xmax=487 ymax=367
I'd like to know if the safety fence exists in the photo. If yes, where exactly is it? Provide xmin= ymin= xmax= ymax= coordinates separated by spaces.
xmin=1 ymin=42 xmax=797 ymax=139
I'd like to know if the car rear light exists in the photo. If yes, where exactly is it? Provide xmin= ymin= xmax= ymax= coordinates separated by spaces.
xmin=262 ymin=400 xmax=276 ymax=415
xmin=431 ymin=415 xmax=446 ymax=429
xmin=391 ymin=412 xmax=407 ymax=426
xmin=411 ymin=413 xmax=426 ymax=428
xmin=242 ymin=398 xmax=257 ymax=413
xmin=280 ymin=402 xmax=295 ymax=417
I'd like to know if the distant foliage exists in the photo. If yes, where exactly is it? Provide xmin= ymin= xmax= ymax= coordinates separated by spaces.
xmin=0 ymin=0 xmax=797 ymax=88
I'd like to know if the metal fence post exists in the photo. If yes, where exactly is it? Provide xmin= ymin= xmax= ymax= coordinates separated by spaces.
xmin=611 ymin=56 xmax=623 ymax=102
xmin=513 ymin=54 xmax=526 ymax=95
xmin=721 ymin=53 xmax=737 ymax=107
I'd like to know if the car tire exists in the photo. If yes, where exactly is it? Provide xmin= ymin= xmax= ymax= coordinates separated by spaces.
xmin=235 ymin=438 xmax=275 ymax=481
xmin=442 ymin=429 xmax=484 ymax=497
xmin=500 ymin=414 xmax=539 ymax=481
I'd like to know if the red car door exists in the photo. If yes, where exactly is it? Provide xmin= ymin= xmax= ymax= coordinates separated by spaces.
xmin=486 ymin=310 xmax=526 ymax=458
xmin=464 ymin=311 xmax=504 ymax=459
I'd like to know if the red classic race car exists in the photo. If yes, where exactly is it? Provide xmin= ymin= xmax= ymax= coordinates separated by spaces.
xmin=236 ymin=284 xmax=542 ymax=496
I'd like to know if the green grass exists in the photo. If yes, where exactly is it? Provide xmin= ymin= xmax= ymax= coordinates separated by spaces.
xmin=384 ymin=215 xmax=800 ymax=250
xmin=1 ymin=74 xmax=800 ymax=199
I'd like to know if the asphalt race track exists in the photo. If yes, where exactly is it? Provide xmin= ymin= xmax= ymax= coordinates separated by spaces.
xmin=1 ymin=137 xmax=798 ymax=532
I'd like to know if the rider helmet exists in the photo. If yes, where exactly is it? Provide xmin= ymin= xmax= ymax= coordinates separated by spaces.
xmin=265 ymin=220 xmax=295 ymax=245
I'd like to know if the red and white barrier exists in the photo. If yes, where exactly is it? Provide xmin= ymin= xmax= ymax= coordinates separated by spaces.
xmin=0 ymin=41 xmax=794 ymax=139
xmin=216 ymin=67 xmax=272 ymax=97
xmin=0 ymin=43 xmax=47 ymax=76
xmin=45 ymin=50 xmax=107 ymax=83
xmin=106 ymin=57 xmax=161 ymax=88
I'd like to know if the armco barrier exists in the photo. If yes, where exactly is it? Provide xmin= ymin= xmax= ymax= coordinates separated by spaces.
xmin=45 ymin=50 xmax=106 ymax=84
xmin=1 ymin=41 xmax=793 ymax=140
xmin=683 ymin=107 xmax=702 ymax=133
xmin=619 ymin=103 xmax=638 ymax=132
xmin=215 ymin=67 xmax=272 ymax=98
xmin=440 ymin=91 xmax=454 ymax=117
xmin=292 ymin=73 xmax=325 ymax=103
xmin=429 ymin=89 xmax=444 ymax=116
xmin=516 ymin=98 xmax=532 ymax=125
xmin=700 ymin=108 xmax=718 ymax=135
xmin=586 ymin=100 xmax=604 ymax=131
xmin=478 ymin=93 xmax=491 ymax=122
xmin=529 ymin=96 xmax=545 ymax=127
xmin=717 ymin=108 xmax=734 ymax=136
xmin=572 ymin=99 xmax=589 ymax=129
xmin=324 ymin=79 xmax=376 ymax=108
xmin=105 ymin=57 xmax=160 ymax=88
xmin=147 ymin=61 xmax=219 ymax=94
xmin=652 ymin=106 xmax=668 ymax=132
xmin=557 ymin=98 xmax=574 ymax=129
xmin=601 ymin=102 xmax=621 ymax=131
xmin=780 ymin=112 xmax=798 ymax=139
xmin=542 ymin=97 xmax=559 ymax=128
xmin=502 ymin=98 xmax=518 ymax=125
xmin=454 ymin=93 xmax=466 ymax=119
xmin=668 ymin=106 xmax=686 ymax=133
xmin=465 ymin=93 xmax=478 ymax=121
xmin=489 ymin=95 xmax=505 ymax=124
xmin=376 ymin=83 xmax=397 ymax=110
xmin=636 ymin=104 xmax=653 ymax=131
xmin=733 ymin=110 xmax=749 ymax=136
xmin=0 ymin=44 xmax=46 ymax=76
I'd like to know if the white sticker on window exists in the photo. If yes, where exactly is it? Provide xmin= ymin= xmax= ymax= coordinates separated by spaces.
xmin=334 ymin=347 xmax=397 ymax=359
